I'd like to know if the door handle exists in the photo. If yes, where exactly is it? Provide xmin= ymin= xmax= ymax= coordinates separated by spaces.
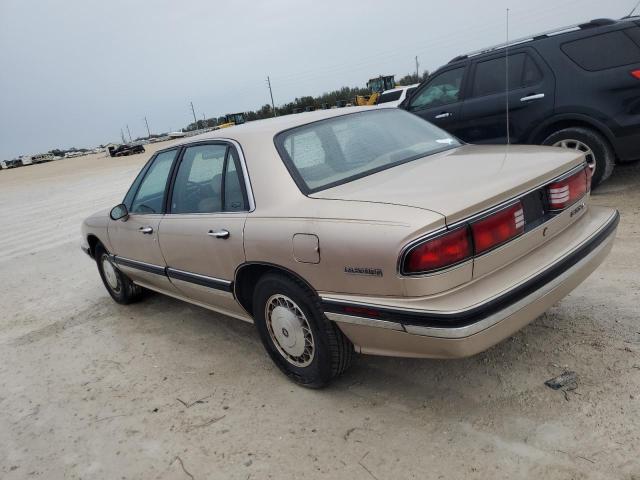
xmin=139 ymin=226 xmax=154 ymax=234
xmin=208 ymin=229 xmax=230 ymax=239
xmin=435 ymin=112 xmax=452 ymax=119
xmin=520 ymin=93 xmax=545 ymax=102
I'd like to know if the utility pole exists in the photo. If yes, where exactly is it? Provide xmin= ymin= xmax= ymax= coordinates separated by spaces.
xmin=266 ymin=76 xmax=276 ymax=117
xmin=126 ymin=124 xmax=132 ymax=142
xmin=190 ymin=101 xmax=198 ymax=126
xmin=144 ymin=117 xmax=151 ymax=138
xmin=415 ymin=56 xmax=419 ymax=80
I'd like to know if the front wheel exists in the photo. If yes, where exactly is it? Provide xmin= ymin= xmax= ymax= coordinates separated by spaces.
xmin=542 ymin=127 xmax=615 ymax=188
xmin=253 ymin=273 xmax=354 ymax=388
xmin=95 ymin=244 xmax=143 ymax=304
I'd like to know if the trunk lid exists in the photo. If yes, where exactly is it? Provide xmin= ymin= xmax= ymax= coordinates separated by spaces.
xmin=310 ymin=144 xmax=585 ymax=224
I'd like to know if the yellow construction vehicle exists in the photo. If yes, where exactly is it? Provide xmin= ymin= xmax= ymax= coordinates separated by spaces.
xmin=217 ymin=112 xmax=247 ymax=129
xmin=354 ymin=75 xmax=396 ymax=106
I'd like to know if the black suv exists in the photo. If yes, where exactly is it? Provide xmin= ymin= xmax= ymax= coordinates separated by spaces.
xmin=400 ymin=17 xmax=640 ymax=186
xmin=108 ymin=144 xmax=146 ymax=157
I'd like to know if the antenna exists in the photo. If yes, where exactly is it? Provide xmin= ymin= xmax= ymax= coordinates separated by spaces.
xmin=505 ymin=8 xmax=510 ymax=146
xmin=628 ymin=0 xmax=640 ymax=17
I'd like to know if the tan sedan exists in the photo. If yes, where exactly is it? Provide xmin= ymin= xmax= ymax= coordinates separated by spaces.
xmin=81 ymin=107 xmax=618 ymax=387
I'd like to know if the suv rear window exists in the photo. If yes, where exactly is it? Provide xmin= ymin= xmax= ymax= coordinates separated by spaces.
xmin=561 ymin=29 xmax=640 ymax=71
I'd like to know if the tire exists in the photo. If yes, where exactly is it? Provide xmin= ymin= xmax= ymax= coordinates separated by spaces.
xmin=95 ymin=244 xmax=143 ymax=304
xmin=252 ymin=273 xmax=354 ymax=388
xmin=542 ymin=127 xmax=615 ymax=188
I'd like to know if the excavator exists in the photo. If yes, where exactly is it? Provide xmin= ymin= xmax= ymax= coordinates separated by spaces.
xmin=354 ymin=75 xmax=396 ymax=106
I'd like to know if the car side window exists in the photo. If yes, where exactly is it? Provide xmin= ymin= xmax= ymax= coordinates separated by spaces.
xmin=171 ymin=144 xmax=227 ymax=214
xmin=170 ymin=144 xmax=249 ymax=214
xmin=408 ymin=67 xmax=465 ymax=110
xmin=129 ymin=150 xmax=177 ymax=214
xmin=471 ymin=53 xmax=542 ymax=98
xmin=224 ymin=148 xmax=248 ymax=212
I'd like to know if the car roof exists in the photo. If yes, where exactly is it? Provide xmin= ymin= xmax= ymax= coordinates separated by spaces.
xmin=447 ymin=16 xmax=638 ymax=64
xmin=164 ymin=106 xmax=395 ymax=149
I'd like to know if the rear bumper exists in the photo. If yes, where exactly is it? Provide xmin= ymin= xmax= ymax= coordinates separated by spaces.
xmin=323 ymin=207 xmax=618 ymax=358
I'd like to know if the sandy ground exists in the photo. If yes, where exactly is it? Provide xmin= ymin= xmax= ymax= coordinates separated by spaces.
xmin=0 ymin=146 xmax=638 ymax=480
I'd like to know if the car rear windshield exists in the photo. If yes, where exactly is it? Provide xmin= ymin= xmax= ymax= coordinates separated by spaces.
xmin=561 ymin=28 xmax=640 ymax=71
xmin=275 ymin=109 xmax=461 ymax=194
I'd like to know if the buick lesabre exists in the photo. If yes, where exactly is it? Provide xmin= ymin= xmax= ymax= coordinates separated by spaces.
xmin=81 ymin=107 xmax=618 ymax=387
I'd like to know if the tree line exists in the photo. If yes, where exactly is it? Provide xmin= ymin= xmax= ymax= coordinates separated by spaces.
xmin=183 ymin=69 xmax=430 ymax=131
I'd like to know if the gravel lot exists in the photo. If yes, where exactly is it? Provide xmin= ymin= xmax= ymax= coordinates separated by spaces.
xmin=0 ymin=146 xmax=638 ymax=479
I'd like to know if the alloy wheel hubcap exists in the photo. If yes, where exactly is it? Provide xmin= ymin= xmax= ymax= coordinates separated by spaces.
xmin=552 ymin=139 xmax=596 ymax=176
xmin=102 ymin=255 xmax=120 ymax=292
xmin=265 ymin=294 xmax=314 ymax=367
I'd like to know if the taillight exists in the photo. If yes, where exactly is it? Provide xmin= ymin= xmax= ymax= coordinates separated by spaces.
xmin=547 ymin=167 xmax=588 ymax=210
xmin=631 ymin=69 xmax=640 ymax=79
xmin=471 ymin=202 xmax=525 ymax=254
xmin=403 ymin=226 xmax=472 ymax=274
xmin=401 ymin=167 xmax=590 ymax=275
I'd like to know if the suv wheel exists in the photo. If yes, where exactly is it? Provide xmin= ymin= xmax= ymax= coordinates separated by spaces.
xmin=253 ymin=273 xmax=354 ymax=388
xmin=542 ymin=127 xmax=614 ymax=188
xmin=95 ymin=244 xmax=143 ymax=304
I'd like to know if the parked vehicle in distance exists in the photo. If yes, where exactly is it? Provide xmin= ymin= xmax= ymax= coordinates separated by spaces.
xmin=82 ymin=107 xmax=618 ymax=387
xmin=376 ymin=84 xmax=419 ymax=107
xmin=1 ymin=159 xmax=21 ymax=169
xmin=400 ymin=16 xmax=640 ymax=187
xmin=108 ymin=144 xmax=146 ymax=157
xmin=28 ymin=153 xmax=56 ymax=164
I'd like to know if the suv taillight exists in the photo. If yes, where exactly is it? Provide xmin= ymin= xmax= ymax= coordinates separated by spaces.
xmin=547 ymin=167 xmax=588 ymax=210
xmin=403 ymin=226 xmax=472 ymax=274
xmin=631 ymin=69 xmax=640 ymax=79
xmin=471 ymin=202 xmax=525 ymax=254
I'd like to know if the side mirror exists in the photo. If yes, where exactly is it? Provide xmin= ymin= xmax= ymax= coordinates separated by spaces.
xmin=110 ymin=203 xmax=129 ymax=221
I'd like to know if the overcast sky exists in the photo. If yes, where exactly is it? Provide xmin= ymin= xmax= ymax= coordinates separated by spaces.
xmin=0 ymin=0 xmax=634 ymax=159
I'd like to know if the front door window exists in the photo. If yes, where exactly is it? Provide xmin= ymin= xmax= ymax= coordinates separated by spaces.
xmin=408 ymin=67 xmax=465 ymax=110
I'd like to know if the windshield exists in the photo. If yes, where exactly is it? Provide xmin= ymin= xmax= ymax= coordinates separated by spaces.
xmin=275 ymin=109 xmax=461 ymax=193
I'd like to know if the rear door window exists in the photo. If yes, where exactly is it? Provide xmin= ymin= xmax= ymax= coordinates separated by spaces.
xmin=471 ymin=53 xmax=542 ymax=97
xmin=171 ymin=144 xmax=226 ymax=214
xmin=170 ymin=144 xmax=248 ymax=214
xmin=561 ymin=30 xmax=640 ymax=71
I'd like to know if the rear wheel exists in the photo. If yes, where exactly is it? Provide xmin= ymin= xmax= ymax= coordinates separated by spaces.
xmin=95 ymin=244 xmax=143 ymax=304
xmin=252 ymin=273 xmax=354 ymax=388
xmin=542 ymin=127 xmax=615 ymax=188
